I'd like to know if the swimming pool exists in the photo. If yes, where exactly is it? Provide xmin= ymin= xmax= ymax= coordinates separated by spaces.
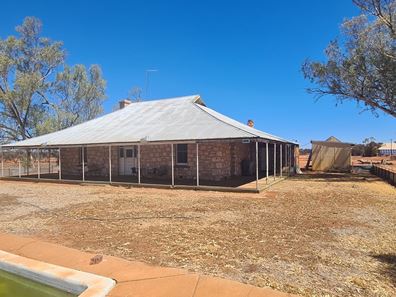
xmin=0 ymin=250 xmax=115 ymax=297
xmin=0 ymin=269 xmax=76 ymax=297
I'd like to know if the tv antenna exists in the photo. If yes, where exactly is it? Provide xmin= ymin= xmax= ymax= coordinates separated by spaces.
xmin=144 ymin=69 xmax=158 ymax=99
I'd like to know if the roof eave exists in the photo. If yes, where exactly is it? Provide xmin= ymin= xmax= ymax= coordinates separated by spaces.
xmin=1 ymin=136 xmax=298 ymax=149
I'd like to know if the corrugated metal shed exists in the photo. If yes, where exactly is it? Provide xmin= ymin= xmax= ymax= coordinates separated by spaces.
xmin=2 ymin=95 xmax=296 ymax=148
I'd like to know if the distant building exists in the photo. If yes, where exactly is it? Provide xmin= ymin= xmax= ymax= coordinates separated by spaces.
xmin=378 ymin=143 xmax=396 ymax=156
xmin=310 ymin=136 xmax=354 ymax=172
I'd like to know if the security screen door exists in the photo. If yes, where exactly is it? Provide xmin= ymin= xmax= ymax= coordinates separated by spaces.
xmin=119 ymin=146 xmax=138 ymax=175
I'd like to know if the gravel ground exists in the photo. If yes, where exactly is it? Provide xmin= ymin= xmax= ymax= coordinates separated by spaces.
xmin=0 ymin=172 xmax=395 ymax=297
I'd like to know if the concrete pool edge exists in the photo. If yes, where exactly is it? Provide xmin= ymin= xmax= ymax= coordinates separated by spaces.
xmin=0 ymin=250 xmax=115 ymax=297
xmin=0 ymin=233 xmax=297 ymax=296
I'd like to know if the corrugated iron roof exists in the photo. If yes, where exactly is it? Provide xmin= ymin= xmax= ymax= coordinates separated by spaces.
xmin=379 ymin=143 xmax=396 ymax=150
xmin=2 ymin=95 xmax=296 ymax=148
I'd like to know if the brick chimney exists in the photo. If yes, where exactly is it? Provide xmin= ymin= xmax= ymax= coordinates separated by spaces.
xmin=247 ymin=119 xmax=254 ymax=128
xmin=119 ymin=99 xmax=132 ymax=109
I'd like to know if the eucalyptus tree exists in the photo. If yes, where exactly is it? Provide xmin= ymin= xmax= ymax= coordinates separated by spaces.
xmin=0 ymin=17 xmax=106 ymax=142
xmin=302 ymin=0 xmax=396 ymax=117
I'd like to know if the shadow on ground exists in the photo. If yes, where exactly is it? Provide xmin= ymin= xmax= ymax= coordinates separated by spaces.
xmin=292 ymin=172 xmax=380 ymax=183
xmin=372 ymin=254 xmax=396 ymax=286
xmin=15 ymin=173 xmax=262 ymax=188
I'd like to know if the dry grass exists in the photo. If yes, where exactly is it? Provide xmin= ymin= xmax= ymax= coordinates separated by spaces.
xmin=0 ymin=173 xmax=395 ymax=297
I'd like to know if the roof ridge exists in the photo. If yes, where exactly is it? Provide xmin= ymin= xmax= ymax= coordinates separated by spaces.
xmin=126 ymin=95 xmax=200 ymax=106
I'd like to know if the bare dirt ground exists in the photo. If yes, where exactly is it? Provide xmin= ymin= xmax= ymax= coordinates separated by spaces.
xmin=0 ymin=174 xmax=395 ymax=297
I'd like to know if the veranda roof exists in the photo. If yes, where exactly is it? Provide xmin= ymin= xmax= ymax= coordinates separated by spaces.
xmin=2 ymin=95 xmax=296 ymax=148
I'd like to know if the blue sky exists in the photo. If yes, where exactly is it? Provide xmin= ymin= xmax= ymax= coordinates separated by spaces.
xmin=1 ymin=0 xmax=395 ymax=147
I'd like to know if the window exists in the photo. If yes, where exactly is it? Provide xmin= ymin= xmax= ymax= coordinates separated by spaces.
xmin=120 ymin=147 xmax=137 ymax=158
xmin=176 ymin=144 xmax=188 ymax=165
xmin=79 ymin=147 xmax=87 ymax=164
xmin=126 ymin=149 xmax=133 ymax=158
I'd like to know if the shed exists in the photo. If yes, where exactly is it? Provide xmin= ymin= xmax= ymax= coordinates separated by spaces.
xmin=310 ymin=136 xmax=353 ymax=172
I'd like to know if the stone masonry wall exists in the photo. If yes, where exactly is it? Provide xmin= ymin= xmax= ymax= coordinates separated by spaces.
xmin=86 ymin=146 xmax=119 ymax=177
xmin=140 ymin=144 xmax=172 ymax=178
xmin=60 ymin=147 xmax=80 ymax=176
xmin=198 ymin=143 xmax=230 ymax=181
xmin=60 ymin=146 xmax=118 ymax=177
xmin=230 ymin=142 xmax=251 ymax=176
xmin=60 ymin=142 xmax=253 ymax=181
xmin=139 ymin=144 xmax=198 ymax=180
xmin=139 ymin=142 xmax=252 ymax=181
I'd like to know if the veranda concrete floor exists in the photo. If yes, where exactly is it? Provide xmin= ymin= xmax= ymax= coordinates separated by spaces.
xmin=7 ymin=173 xmax=286 ymax=192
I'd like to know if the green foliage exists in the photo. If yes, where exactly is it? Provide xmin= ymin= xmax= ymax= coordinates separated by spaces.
xmin=352 ymin=137 xmax=383 ymax=156
xmin=351 ymin=144 xmax=365 ymax=156
xmin=362 ymin=137 xmax=383 ymax=156
xmin=0 ymin=17 xmax=106 ymax=142
xmin=302 ymin=0 xmax=396 ymax=117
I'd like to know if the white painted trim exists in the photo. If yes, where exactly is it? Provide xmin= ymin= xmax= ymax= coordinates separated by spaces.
xmin=82 ymin=146 xmax=85 ymax=182
xmin=274 ymin=143 xmax=276 ymax=180
xmin=48 ymin=149 xmax=51 ymax=174
xmin=266 ymin=142 xmax=269 ymax=183
xmin=196 ymin=143 xmax=199 ymax=186
xmin=171 ymin=144 xmax=174 ymax=186
xmin=108 ymin=146 xmax=112 ymax=183
xmin=255 ymin=141 xmax=259 ymax=191
xmin=290 ymin=145 xmax=292 ymax=174
xmin=37 ymin=149 xmax=41 ymax=179
xmin=58 ymin=149 xmax=62 ymax=180
xmin=138 ymin=144 xmax=141 ymax=184
xmin=280 ymin=144 xmax=282 ymax=177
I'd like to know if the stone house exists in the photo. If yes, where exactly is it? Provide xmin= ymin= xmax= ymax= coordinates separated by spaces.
xmin=1 ymin=95 xmax=298 ymax=191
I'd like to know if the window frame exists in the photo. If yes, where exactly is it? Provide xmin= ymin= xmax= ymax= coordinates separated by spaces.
xmin=126 ymin=148 xmax=134 ymax=158
xmin=119 ymin=146 xmax=137 ymax=158
xmin=176 ymin=144 xmax=188 ymax=165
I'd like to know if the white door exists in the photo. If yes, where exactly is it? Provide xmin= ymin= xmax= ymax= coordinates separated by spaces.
xmin=119 ymin=146 xmax=137 ymax=175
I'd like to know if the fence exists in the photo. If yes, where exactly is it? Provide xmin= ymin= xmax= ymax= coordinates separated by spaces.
xmin=1 ymin=163 xmax=58 ymax=178
xmin=1 ymin=149 xmax=59 ymax=178
xmin=372 ymin=165 xmax=396 ymax=186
